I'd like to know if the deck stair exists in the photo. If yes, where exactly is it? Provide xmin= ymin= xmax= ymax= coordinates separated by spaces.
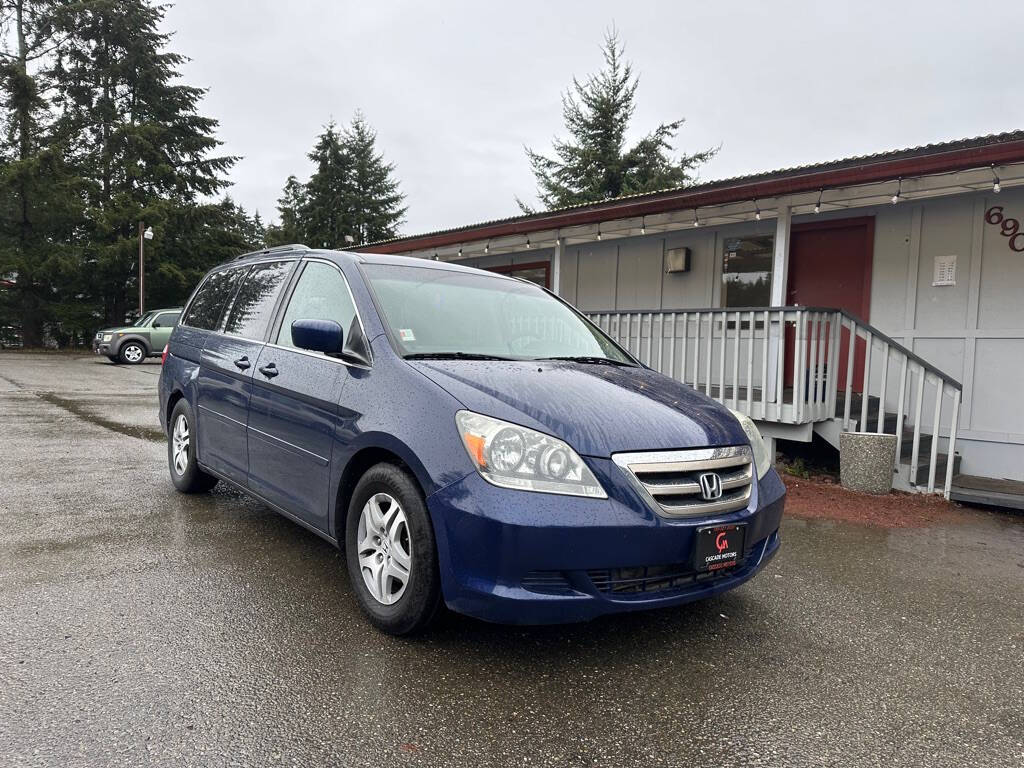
xmin=586 ymin=306 xmax=967 ymax=499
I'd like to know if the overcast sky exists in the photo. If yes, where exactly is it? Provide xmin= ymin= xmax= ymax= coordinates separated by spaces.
xmin=163 ymin=0 xmax=1024 ymax=237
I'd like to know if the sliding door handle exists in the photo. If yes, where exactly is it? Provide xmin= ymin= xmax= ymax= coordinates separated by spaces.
xmin=258 ymin=362 xmax=279 ymax=378
xmin=233 ymin=356 xmax=250 ymax=370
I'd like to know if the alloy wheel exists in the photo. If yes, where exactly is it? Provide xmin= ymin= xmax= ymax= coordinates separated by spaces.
xmin=123 ymin=344 xmax=143 ymax=363
xmin=357 ymin=493 xmax=412 ymax=605
xmin=172 ymin=413 xmax=189 ymax=476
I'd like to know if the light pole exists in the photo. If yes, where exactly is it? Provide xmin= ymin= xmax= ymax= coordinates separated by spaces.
xmin=138 ymin=223 xmax=153 ymax=315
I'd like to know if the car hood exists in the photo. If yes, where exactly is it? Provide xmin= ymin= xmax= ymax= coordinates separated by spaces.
xmin=408 ymin=360 xmax=748 ymax=457
xmin=97 ymin=326 xmax=143 ymax=335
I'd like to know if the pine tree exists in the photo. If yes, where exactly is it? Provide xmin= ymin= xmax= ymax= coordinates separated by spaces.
xmin=145 ymin=198 xmax=256 ymax=310
xmin=298 ymin=123 xmax=351 ymax=249
xmin=522 ymin=30 xmax=716 ymax=212
xmin=0 ymin=0 xmax=86 ymax=345
xmin=342 ymin=112 xmax=405 ymax=243
xmin=265 ymin=174 xmax=306 ymax=246
xmin=51 ymin=0 xmax=237 ymax=324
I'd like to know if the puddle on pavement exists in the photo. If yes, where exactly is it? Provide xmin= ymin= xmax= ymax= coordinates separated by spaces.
xmin=36 ymin=392 xmax=164 ymax=442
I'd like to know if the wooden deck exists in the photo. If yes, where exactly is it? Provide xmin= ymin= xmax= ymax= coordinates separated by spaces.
xmin=949 ymin=474 xmax=1024 ymax=510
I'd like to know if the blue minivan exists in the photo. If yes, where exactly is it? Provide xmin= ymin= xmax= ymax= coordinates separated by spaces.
xmin=159 ymin=244 xmax=785 ymax=634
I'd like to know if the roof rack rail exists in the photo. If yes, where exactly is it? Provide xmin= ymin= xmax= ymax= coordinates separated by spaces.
xmin=233 ymin=243 xmax=310 ymax=261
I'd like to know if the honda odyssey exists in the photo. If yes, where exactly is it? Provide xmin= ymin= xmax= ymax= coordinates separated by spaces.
xmin=158 ymin=244 xmax=785 ymax=634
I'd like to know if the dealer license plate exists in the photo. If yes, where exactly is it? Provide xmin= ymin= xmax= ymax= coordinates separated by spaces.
xmin=694 ymin=524 xmax=746 ymax=573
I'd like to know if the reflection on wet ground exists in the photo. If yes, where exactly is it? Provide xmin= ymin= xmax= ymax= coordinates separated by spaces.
xmin=1 ymin=353 xmax=1022 ymax=767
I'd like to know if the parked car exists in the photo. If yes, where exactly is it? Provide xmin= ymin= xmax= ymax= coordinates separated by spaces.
xmin=94 ymin=307 xmax=182 ymax=364
xmin=158 ymin=245 xmax=785 ymax=634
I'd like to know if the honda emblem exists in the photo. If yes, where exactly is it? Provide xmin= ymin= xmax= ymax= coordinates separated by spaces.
xmin=698 ymin=472 xmax=723 ymax=501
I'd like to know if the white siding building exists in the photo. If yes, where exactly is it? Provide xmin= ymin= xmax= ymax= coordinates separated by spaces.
xmin=364 ymin=132 xmax=1024 ymax=508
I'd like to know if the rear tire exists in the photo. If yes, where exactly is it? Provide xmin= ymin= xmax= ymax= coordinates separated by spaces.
xmin=168 ymin=399 xmax=218 ymax=494
xmin=119 ymin=341 xmax=146 ymax=364
xmin=345 ymin=463 xmax=441 ymax=635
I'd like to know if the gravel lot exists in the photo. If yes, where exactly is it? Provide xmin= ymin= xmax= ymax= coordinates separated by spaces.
xmin=1 ymin=352 xmax=1022 ymax=768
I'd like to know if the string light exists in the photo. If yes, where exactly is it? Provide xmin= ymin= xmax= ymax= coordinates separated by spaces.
xmin=458 ymin=247 xmax=463 ymax=258
xmin=692 ymin=209 xmax=701 ymax=227
xmin=754 ymin=200 xmax=761 ymax=221
xmin=814 ymin=190 xmax=822 ymax=214
xmin=891 ymin=177 xmax=902 ymax=205
xmin=484 ymin=242 xmax=490 ymax=254
xmin=597 ymin=225 xmax=602 ymax=240
xmin=640 ymin=216 xmax=646 ymax=235
xmin=433 ymin=252 xmax=439 ymax=261
xmin=992 ymin=165 xmax=1001 ymax=194
xmin=526 ymin=238 xmax=531 ymax=249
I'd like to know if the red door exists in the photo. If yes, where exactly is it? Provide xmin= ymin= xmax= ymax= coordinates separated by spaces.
xmin=785 ymin=217 xmax=874 ymax=391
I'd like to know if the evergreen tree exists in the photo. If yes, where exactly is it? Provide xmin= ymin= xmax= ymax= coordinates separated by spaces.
xmin=265 ymin=174 xmax=306 ymax=246
xmin=0 ymin=0 xmax=86 ymax=345
xmin=144 ymin=197 xmax=257 ymax=311
xmin=298 ymin=122 xmax=350 ymax=249
xmin=269 ymin=113 xmax=405 ymax=248
xmin=342 ymin=112 xmax=405 ymax=243
xmin=51 ymin=0 xmax=237 ymax=324
xmin=522 ymin=30 xmax=716 ymax=212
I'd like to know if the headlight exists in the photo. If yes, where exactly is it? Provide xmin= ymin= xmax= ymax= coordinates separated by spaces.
xmin=455 ymin=410 xmax=607 ymax=498
xmin=102 ymin=334 xmax=112 ymax=342
xmin=729 ymin=409 xmax=772 ymax=480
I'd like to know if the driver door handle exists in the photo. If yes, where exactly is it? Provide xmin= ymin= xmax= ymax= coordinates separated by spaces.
xmin=258 ymin=362 xmax=279 ymax=378
xmin=233 ymin=355 xmax=250 ymax=370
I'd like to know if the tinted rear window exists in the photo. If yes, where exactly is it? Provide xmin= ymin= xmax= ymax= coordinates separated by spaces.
xmin=181 ymin=268 xmax=246 ymax=331
xmin=223 ymin=261 xmax=294 ymax=340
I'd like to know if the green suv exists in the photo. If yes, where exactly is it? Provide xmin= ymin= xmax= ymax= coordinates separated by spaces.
xmin=93 ymin=308 xmax=182 ymax=364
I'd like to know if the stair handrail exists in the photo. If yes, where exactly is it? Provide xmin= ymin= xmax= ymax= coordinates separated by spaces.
xmin=588 ymin=305 xmax=961 ymax=390
xmin=585 ymin=305 xmax=963 ymax=498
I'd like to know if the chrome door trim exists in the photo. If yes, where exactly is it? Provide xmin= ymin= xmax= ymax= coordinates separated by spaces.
xmin=247 ymin=424 xmax=329 ymax=466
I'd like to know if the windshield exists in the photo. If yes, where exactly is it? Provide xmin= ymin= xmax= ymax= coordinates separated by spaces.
xmin=364 ymin=264 xmax=632 ymax=363
xmin=132 ymin=311 xmax=156 ymax=327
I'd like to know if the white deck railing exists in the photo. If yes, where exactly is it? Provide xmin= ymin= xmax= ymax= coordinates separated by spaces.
xmin=584 ymin=307 xmax=962 ymax=498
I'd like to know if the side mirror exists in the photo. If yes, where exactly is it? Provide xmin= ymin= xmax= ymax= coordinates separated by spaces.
xmin=291 ymin=318 xmax=344 ymax=354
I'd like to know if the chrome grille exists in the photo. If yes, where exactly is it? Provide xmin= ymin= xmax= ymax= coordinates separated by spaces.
xmin=612 ymin=446 xmax=753 ymax=518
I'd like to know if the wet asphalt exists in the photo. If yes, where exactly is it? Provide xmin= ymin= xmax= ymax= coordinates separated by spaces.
xmin=0 ymin=353 xmax=1022 ymax=768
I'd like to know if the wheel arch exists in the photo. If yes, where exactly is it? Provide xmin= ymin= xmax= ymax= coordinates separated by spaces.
xmin=116 ymin=334 xmax=151 ymax=356
xmin=165 ymin=388 xmax=187 ymax=433
xmin=333 ymin=436 xmax=434 ymax=542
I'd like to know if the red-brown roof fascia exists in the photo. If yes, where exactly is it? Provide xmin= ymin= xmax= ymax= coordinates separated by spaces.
xmin=363 ymin=137 xmax=1024 ymax=255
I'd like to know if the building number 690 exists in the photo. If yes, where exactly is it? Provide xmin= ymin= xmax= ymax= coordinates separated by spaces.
xmin=985 ymin=206 xmax=1024 ymax=252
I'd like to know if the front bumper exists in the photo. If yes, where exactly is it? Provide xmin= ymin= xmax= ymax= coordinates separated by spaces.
xmin=93 ymin=338 xmax=113 ymax=356
xmin=426 ymin=458 xmax=786 ymax=625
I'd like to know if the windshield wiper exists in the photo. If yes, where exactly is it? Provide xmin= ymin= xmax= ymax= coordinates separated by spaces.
xmin=536 ymin=355 xmax=637 ymax=367
xmin=404 ymin=352 xmax=515 ymax=361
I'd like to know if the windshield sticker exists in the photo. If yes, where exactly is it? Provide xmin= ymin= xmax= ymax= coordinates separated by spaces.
xmin=399 ymin=328 xmax=416 ymax=342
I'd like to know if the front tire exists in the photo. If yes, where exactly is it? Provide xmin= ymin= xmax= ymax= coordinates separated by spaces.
xmin=119 ymin=341 xmax=146 ymax=364
xmin=168 ymin=399 xmax=218 ymax=494
xmin=345 ymin=463 xmax=441 ymax=635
